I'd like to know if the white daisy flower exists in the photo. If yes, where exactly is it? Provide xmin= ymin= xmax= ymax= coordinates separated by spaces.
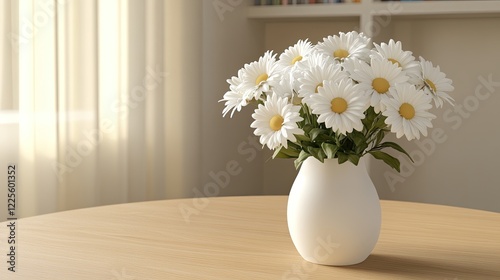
xmin=278 ymin=39 xmax=314 ymax=70
xmin=382 ymin=84 xmax=436 ymax=141
xmin=298 ymin=63 xmax=348 ymax=105
xmin=295 ymin=50 xmax=336 ymax=71
xmin=290 ymin=51 xmax=337 ymax=93
xmin=220 ymin=69 xmax=246 ymax=118
xmin=350 ymin=58 xmax=409 ymax=113
xmin=278 ymin=40 xmax=314 ymax=94
xmin=370 ymin=39 xmax=420 ymax=76
xmin=309 ymin=79 xmax=369 ymax=135
xmin=315 ymin=31 xmax=371 ymax=62
xmin=250 ymin=94 xmax=304 ymax=150
xmin=342 ymin=57 xmax=369 ymax=77
xmin=419 ymin=57 xmax=454 ymax=108
xmin=272 ymin=75 xmax=295 ymax=101
xmin=239 ymin=51 xmax=282 ymax=102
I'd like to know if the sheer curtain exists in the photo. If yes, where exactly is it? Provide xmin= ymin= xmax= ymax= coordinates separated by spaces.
xmin=0 ymin=1 xmax=17 ymax=110
xmin=1 ymin=0 xmax=202 ymax=218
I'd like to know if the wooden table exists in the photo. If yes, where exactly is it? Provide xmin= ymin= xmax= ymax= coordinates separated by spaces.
xmin=1 ymin=196 xmax=500 ymax=279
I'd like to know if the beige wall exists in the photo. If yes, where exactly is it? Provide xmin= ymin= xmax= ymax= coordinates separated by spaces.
xmin=260 ymin=17 xmax=500 ymax=212
xmin=201 ymin=1 xmax=265 ymax=197
xmin=370 ymin=17 xmax=500 ymax=213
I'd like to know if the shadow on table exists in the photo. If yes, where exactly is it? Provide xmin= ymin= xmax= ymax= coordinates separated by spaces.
xmin=335 ymin=253 xmax=498 ymax=279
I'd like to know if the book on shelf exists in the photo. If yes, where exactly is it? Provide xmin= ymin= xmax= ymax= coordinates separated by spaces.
xmin=254 ymin=0 xmax=358 ymax=5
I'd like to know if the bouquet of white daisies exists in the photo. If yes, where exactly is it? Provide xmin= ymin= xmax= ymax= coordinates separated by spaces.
xmin=220 ymin=31 xmax=454 ymax=171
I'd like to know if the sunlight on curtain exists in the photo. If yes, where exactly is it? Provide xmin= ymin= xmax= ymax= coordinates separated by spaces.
xmin=3 ymin=0 xmax=202 ymax=218
xmin=164 ymin=1 xmax=202 ymax=199
xmin=17 ymin=0 xmax=53 ymax=217
xmin=0 ymin=0 xmax=20 ymax=223
xmin=0 ymin=0 xmax=17 ymax=110
xmin=56 ymin=0 xmax=100 ymax=210
xmin=96 ymin=0 xmax=129 ymax=205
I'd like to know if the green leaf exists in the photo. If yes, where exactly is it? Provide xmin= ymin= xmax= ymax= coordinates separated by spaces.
xmin=272 ymin=149 xmax=292 ymax=159
xmin=374 ymin=129 xmax=386 ymax=147
xmin=302 ymin=124 xmax=313 ymax=135
xmin=374 ymin=114 xmax=388 ymax=129
xmin=350 ymin=131 xmax=365 ymax=145
xmin=316 ymin=134 xmax=332 ymax=143
xmin=294 ymin=134 xmax=311 ymax=142
xmin=272 ymin=145 xmax=300 ymax=159
xmin=306 ymin=146 xmax=326 ymax=163
xmin=309 ymin=128 xmax=326 ymax=142
xmin=337 ymin=152 xmax=348 ymax=164
xmin=362 ymin=107 xmax=377 ymax=128
xmin=349 ymin=130 xmax=368 ymax=154
xmin=287 ymin=141 xmax=302 ymax=150
xmin=378 ymin=142 xmax=413 ymax=162
xmin=347 ymin=154 xmax=360 ymax=165
xmin=272 ymin=146 xmax=286 ymax=159
xmin=334 ymin=133 xmax=345 ymax=147
xmin=294 ymin=150 xmax=311 ymax=170
xmin=368 ymin=151 xmax=401 ymax=172
xmin=321 ymin=143 xmax=338 ymax=159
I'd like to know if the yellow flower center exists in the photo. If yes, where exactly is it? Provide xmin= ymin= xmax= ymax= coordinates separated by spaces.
xmin=291 ymin=55 xmax=303 ymax=65
xmin=330 ymin=97 xmax=348 ymax=114
xmin=333 ymin=49 xmax=349 ymax=59
xmin=315 ymin=82 xmax=323 ymax=93
xmin=372 ymin=78 xmax=390 ymax=94
xmin=269 ymin=115 xmax=284 ymax=131
xmin=256 ymin=73 xmax=268 ymax=85
xmin=399 ymin=103 xmax=416 ymax=120
xmin=425 ymin=79 xmax=437 ymax=93
xmin=388 ymin=58 xmax=402 ymax=68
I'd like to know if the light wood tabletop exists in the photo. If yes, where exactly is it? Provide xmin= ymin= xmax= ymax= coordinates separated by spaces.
xmin=1 ymin=196 xmax=500 ymax=279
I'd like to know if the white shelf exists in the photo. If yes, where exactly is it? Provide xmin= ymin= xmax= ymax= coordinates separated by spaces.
xmin=371 ymin=1 xmax=500 ymax=17
xmin=248 ymin=1 xmax=500 ymax=19
xmin=247 ymin=3 xmax=363 ymax=19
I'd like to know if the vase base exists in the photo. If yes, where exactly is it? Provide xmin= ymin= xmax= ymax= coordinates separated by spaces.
xmin=301 ymin=254 xmax=369 ymax=266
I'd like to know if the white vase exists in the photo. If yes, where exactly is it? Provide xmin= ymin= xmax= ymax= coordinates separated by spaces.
xmin=287 ymin=157 xmax=381 ymax=266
